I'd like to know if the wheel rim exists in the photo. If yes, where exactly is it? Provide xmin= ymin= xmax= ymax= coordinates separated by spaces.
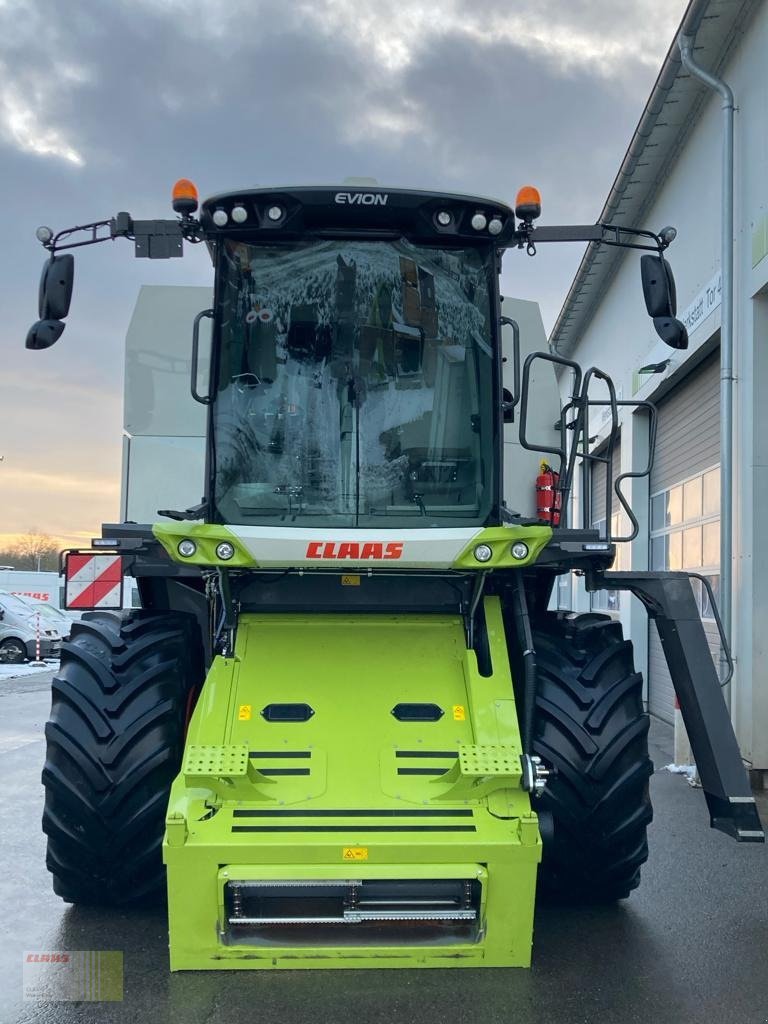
xmin=0 ymin=640 xmax=26 ymax=664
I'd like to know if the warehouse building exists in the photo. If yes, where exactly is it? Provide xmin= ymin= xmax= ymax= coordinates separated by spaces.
xmin=550 ymin=0 xmax=767 ymax=775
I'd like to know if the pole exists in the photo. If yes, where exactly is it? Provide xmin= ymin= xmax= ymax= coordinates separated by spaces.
xmin=678 ymin=33 xmax=735 ymax=706
xmin=30 ymin=610 xmax=45 ymax=667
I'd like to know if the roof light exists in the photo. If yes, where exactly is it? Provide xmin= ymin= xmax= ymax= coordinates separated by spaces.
xmin=172 ymin=178 xmax=199 ymax=215
xmin=488 ymin=217 xmax=503 ymax=236
xmin=35 ymin=226 xmax=53 ymax=244
xmin=436 ymin=210 xmax=452 ymax=226
xmin=515 ymin=185 xmax=541 ymax=222
xmin=471 ymin=212 xmax=487 ymax=231
xmin=231 ymin=205 xmax=248 ymax=224
xmin=212 ymin=208 xmax=228 ymax=227
xmin=267 ymin=205 xmax=284 ymax=222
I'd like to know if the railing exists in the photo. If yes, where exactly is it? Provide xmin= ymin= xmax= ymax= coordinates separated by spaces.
xmin=519 ymin=351 xmax=657 ymax=545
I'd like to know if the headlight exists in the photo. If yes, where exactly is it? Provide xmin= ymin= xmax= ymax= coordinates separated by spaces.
xmin=178 ymin=539 xmax=197 ymax=557
xmin=473 ymin=543 xmax=493 ymax=563
xmin=511 ymin=542 xmax=529 ymax=561
xmin=216 ymin=541 xmax=235 ymax=561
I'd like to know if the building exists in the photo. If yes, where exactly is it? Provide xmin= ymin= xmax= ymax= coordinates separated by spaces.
xmin=550 ymin=0 xmax=767 ymax=774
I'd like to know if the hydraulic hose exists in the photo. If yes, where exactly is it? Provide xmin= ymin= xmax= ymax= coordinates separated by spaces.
xmin=510 ymin=572 xmax=537 ymax=755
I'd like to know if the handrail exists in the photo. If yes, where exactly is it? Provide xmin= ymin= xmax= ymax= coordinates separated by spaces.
xmin=191 ymin=308 xmax=214 ymax=405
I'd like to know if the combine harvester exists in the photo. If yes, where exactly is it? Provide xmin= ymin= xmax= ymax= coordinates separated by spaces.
xmin=27 ymin=180 xmax=763 ymax=969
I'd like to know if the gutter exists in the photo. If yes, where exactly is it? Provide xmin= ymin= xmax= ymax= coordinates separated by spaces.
xmin=677 ymin=26 xmax=736 ymax=700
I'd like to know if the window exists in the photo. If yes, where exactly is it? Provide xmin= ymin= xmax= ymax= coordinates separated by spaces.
xmin=650 ymin=465 xmax=720 ymax=619
xmin=212 ymin=238 xmax=495 ymax=528
xmin=590 ymin=512 xmax=628 ymax=612
xmin=555 ymin=572 xmax=572 ymax=610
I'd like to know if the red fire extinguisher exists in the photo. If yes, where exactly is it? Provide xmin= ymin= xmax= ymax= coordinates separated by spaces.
xmin=536 ymin=460 xmax=561 ymax=526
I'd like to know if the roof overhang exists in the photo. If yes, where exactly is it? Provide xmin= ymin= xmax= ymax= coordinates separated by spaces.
xmin=549 ymin=0 xmax=760 ymax=358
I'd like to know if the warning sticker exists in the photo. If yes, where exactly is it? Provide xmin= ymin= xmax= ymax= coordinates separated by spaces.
xmin=452 ymin=705 xmax=466 ymax=721
xmin=341 ymin=575 xmax=361 ymax=586
xmin=238 ymin=705 xmax=252 ymax=721
xmin=342 ymin=847 xmax=368 ymax=861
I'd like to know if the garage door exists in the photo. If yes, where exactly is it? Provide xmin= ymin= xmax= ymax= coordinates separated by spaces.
xmin=590 ymin=435 xmax=624 ymax=613
xmin=590 ymin=434 xmax=621 ymax=534
xmin=648 ymin=350 xmax=721 ymax=723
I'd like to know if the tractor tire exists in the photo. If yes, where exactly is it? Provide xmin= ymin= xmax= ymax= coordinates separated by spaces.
xmin=42 ymin=610 xmax=203 ymax=906
xmin=531 ymin=612 xmax=653 ymax=903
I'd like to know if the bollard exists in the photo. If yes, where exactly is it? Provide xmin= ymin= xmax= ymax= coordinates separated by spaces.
xmin=30 ymin=610 xmax=46 ymax=667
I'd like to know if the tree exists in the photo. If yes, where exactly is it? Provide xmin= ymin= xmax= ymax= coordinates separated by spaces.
xmin=11 ymin=530 xmax=60 ymax=572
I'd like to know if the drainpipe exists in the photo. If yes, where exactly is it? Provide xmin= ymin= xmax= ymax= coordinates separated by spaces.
xmin=678 ymin=31 xmax=735 ymax=702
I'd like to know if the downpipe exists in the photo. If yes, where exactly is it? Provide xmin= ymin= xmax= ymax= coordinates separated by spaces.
xmin=678 ymin=32 xmax=735 ymax=705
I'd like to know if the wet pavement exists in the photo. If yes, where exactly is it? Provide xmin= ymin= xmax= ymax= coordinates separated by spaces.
xmin=1 ymin=670 xmax=766 ymax=1024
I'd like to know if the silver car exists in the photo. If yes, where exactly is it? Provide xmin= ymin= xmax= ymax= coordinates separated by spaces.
xmin=0 ymin=591 xmax=62 ymax=664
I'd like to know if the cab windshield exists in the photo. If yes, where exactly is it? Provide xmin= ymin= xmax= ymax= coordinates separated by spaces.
xmin=212 ymin=238 xmax=496 ymax=528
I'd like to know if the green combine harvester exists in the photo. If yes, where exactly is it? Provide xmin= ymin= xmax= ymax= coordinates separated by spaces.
xmin=27 ymin=179 xmax=763 ymax=970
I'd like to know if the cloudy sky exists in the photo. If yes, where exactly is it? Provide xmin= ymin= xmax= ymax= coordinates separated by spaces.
xmin=0 ymin=0 xmax=688 ymax=548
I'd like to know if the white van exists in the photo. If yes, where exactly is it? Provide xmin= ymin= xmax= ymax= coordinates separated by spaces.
xmin=20 ymin=595 xmax=76 ymax=639
xmin=0 ymin=590 xmax=62 ymax=664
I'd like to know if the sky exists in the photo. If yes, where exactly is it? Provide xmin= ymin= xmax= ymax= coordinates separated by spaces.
xmin=0 ymin=0 xmax=689 ymax=548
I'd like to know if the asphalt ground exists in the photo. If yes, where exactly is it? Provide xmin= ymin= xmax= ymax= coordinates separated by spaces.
xmin=1 ymin=669 xmax=766 ymax=1024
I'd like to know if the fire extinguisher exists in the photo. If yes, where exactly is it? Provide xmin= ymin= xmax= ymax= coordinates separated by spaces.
xmin=536 ymin=460 xmax=561 ymax=526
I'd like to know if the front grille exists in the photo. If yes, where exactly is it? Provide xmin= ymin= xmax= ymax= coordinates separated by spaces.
xmin=221 ymin=877 xmax=481 ymax=947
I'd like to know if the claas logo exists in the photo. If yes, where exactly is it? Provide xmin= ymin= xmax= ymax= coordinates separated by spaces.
xmin=305 ymin=541 xmax=404 ymax=560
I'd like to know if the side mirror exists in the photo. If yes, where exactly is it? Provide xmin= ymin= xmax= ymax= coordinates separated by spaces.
xmin=26 ymin=319 xmax=66 ymax=350
xmin=653 ymin=315 xmax=688 ymax=350
xmin=641 ymin=254 xmax=688 ymax=349
xmin=641 ymin=254 xmax=676 ymax=318
xmin=38 ymin=254 xmax=74 ymax=320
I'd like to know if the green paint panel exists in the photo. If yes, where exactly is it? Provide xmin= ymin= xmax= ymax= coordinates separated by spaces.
xmin=164 ymin=598 xmax=541 ymax=970
xmin=452 ymin=525 xmax=552 ymax=569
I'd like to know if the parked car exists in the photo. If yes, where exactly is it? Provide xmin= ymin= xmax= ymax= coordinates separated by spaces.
xmin=0 ymin=590 xmax=63 ymax=664
xmin=18 ymin=595 xmax=76 ymax=639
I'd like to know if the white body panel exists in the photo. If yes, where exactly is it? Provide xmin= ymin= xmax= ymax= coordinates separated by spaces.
xmin=500 ymin=298 xmax=559 ymax=518
xmin=228 ymin=526 xmax=486 ymax=568
xmin=122 ymin=285 xmax=211 ymax=524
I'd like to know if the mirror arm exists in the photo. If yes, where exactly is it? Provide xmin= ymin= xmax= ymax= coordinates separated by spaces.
xmin=43 ymin=218 xmax=122 ymax=254
xmin=42 ymin=214 xmax=202 ymax=256
xmin=509 ymin=222 xmax=667 ymax=255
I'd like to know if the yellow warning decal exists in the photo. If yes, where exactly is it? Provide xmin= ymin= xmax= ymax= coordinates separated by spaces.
xmin=238 ymin=704 xmax=252 ymax=721
xmin=342 ymin=847 xmax=368 ymax=861
xmin=452 ymin=705 xmax=466 ymax=721
xmin=341 ymin=575 xmax=361 ymax=586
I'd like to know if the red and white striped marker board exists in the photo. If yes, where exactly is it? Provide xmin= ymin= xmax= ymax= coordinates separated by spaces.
xmin=65 ymin=553 xmax=124 ymax=610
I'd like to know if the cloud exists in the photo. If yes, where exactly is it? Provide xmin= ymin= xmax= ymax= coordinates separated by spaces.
xmin=0 ymin=0 xmax=689 ymax=539
xmin=298 ymin=0 xmax=684 ymax=78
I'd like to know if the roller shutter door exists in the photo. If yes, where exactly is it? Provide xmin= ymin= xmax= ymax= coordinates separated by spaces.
xmin=590 ymin=435 xmax=622 ymax=531
xmin=648 ymin=350 xmax=720 ymax=723
xmin=590 ymin=436 xmax=622 ymax=613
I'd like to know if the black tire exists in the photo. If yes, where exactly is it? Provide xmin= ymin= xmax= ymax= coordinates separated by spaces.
xmin=42 ymin=610 xmax=203 ymax=906
xmin=532 ymin=611 xmax=653 ymax=902
xmin=0 ymin=637 xmax=27 ymax=664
